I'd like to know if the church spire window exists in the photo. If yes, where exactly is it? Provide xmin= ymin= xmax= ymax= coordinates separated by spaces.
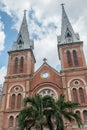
xmin=66 ymin=29 xmax=72 ymax=37
xmin=65 ymin=28 xmax=72 ymax=43
xmin=20 ymin=57 xmax=24 ymax=73
xmin=18 ymin=35 xmax=24 ymax=49
xmin=73 ymin=88 xmax=78 ymax=103
xmin=79 ymin=88 xmax=85 ymax=103
xmin=17 ymin=93 xmax=22 ymax=109
xmin=11 ymin=94 xmax=16 ymax=109
xmin=14 ymin=57 xmax=18 ymax=73
xmin=9 ymin=116 xmax=14 ymax=127
xmin=73 ymin=50 xmax=79 ymax=66
xmin=76 ymin=111 xmax=81 ymax=117
xmin=66 ymin=50 xmax=72 ymax=67
xmin=83 ymin=110 xmax=87 ymax=122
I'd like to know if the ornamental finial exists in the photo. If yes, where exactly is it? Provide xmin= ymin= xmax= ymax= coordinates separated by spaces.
xmin=61 ymin=3 xmax=65 ymax=7
xmin=43 ymin=58 xmax=47 ymax=63
xmin=24 ymin=10 xmax=27 ymax=16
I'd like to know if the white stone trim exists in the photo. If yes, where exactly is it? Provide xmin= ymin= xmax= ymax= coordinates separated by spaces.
xmin=67 ymin=77 xmax=86 ymax=101
xmin=68 ymin=87 xmax=71 ymax=101
xmin=12 ymin=55 xmax=25 ymax=61
xmin=8 ymin=84 xmax=25 ymax=93
xmin=15 ymin=113 xmax=19 ymax=117
xmin=74 ymin=108 xmax=87 ymax=114
xmin=6 ymin=84 xmax=25 ymax=109
xmin=71 ymin=86 xmax=84 ymax=90
xmin=68 ymin=77 xmax=86 ymax=87
xmin=10 ymin=92 xmax=23 ymax=96
xmin=7 ymin=93 xmax=10 ymax=109
xmin=74 ymin=109 xmax=83 ymax=113
xmin=82 ymin=108 xmax=87 ymax=112
xmin=8 ymin=114 xmax=15 ymax=118
xmin=85 ymin=86 xmax=87 ymax=95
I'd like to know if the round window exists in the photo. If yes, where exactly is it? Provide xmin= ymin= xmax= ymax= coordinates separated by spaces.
xmin=41 ymin=71 xmax=49 ymax=78
xmin=74 ymin=80 xmax=79 ymax=85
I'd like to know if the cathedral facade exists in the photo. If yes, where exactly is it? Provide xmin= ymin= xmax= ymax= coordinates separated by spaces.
xmin=0 ymin=5 xmax=87 ymax=130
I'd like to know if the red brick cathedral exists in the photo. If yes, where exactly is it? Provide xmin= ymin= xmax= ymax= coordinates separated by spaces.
xmin=0 ymin=5 xmax=87 ymax=130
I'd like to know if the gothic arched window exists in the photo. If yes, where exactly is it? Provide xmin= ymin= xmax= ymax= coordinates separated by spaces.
xmin=11 ymin=94 xmax=15 ymax=109
xmin=66 ymin=50 xmax=72 ymax=67
xmin=79 ymin=88 xmax=85 ymax=103
xmin=17 ymin=94 xmax=21 ymax=109
xmin=65 ymin=28 xmax=72 ymax=43
xmin=83 ymin=110 xmax=87 ymax=122
xmin=18 ymin=35 xmax=24 ymax=49
xmin=20 ymin=57 xmax=24 ymax=73
xmin=14 ymin=57 xmax=18 ymax=73
xmin=73 ymin=50 xmax=79 ymax=66
xmin=73 ymin=88 xmax=78 ymax=103
xmin=18 ymin=40 xmax=23 ymax=49
xmin=76 ymin=111 xmax=81 ymax=118
xmin=9 ymin=116 xmax=14 ymax=127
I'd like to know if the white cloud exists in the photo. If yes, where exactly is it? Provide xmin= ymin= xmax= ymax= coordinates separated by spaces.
xmin=34 ymin=32 xmax=59 ymax=70
xmin=0 ymin=18 xmax=5 ymax=51
xmin=73 ymin=10 xmax=87 ymax=63
xmin=0 ymin=66 xmax=7 ymax=84
xmin=0 ymin=0 xmax=87 ymax=72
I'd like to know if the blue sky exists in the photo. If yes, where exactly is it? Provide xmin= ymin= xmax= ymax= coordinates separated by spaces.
xmin=0 ymin=11 xmax=17 ymax=65
xmin=0 ymin=0 xmax=87 ymax=84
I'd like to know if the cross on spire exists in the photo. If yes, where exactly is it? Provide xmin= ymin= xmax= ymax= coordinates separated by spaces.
xmin=24 ymin=10 xmax=27 ymax=16
xmin=61 ymin=3 xmax=65 ymax=7
xmin=43 ymin=58 xmax=47 ymax=63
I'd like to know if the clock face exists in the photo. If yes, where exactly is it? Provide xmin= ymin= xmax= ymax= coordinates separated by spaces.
xmin=41 ymin=72 xmax=49 ymax=78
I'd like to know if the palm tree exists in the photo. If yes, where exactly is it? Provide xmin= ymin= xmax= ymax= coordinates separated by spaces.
xmin=18 ymin=106 xmax=38 ymax=130
xmin=42 ymin=94 xmax=82 ymax=130
xmin=42 ymin=95 xmax=57 ymax=130
xmin=19 ymin=94 xmax=45 ymax=130
xmin=18 ymin=94 xmax=82 ymax=130
xmin=54 ymin=94 xmax=82 ymax=130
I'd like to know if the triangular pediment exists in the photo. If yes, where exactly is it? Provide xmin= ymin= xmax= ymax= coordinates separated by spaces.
xmin=33 ymin=63 xmax=61 ymax=77
xmin=30 ymin=63 xmax=63 ymax=93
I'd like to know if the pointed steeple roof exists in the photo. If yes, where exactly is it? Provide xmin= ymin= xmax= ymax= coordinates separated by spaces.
xmin=18 ymin=10 xmax=30 ymax=45
xmin=12 ymin=10 xmax=34 ymax=51
xmin=58 ymin=4 xmax=80 ymax=44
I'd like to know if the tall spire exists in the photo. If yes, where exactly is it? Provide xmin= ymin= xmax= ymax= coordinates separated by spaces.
xmin=12 ymin=10 xmax=34 ymax=50
xmin=18 ymin=10 xmax=29 ymax=43
xmin=58 ymin=4 xmax=80 ymax=44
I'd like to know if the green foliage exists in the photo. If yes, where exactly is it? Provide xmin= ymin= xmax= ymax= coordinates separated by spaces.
xmin=18 ymin=106 xmax=38 ymax=130
xmin=54 ymin=94 xmax=82 ymax=130
xmin=18 ymin=94 xmax=82 ymax=130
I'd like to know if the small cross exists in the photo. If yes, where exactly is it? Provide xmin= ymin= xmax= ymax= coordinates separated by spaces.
xmin=61 ymin=3 xmax=65 ymax=8
xmin=24 ymin=10 xmax=27 ymax=16
xmin=43 ymin=58 xmax=47 ymax=63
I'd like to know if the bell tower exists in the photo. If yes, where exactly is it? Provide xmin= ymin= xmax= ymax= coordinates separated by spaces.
xmin=7 ymin=10 xmax=35 ymax=75
xmin=0 ymin=11 xmax=36 ymax=130
xmin=58 ymin=5 xmax=87 ymax=130
xmin=58 ymin=5 xmax=86 ymax=71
